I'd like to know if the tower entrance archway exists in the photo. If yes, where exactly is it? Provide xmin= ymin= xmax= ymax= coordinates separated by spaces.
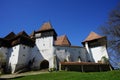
xmin=40 ymin=60 xmax=49 ymax=70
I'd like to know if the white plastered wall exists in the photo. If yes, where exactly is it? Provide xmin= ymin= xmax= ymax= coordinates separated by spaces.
xmin=54 ymin=46 xmax=88 ymax=63
xmin=35 ymin=36 xmax=54 ymax=69
xmin=90 ymin=46 xmax=108 ymax=63
xmin=0 ymin=47 xmax=8 ymax=68
xmin=8 ymin=45 xmax=20 ymax=73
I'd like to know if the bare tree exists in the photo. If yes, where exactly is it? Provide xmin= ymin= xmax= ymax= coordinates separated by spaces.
xmin=100 ymin=4 xmax=120 ymax=69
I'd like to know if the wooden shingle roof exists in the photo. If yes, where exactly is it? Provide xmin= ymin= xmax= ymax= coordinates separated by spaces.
xmin=0 ymin=38 xmax=10 ymax=47
xmin=39 ymin=22 xmax=53 ymax=31
xmin=10 ymin=31 xmax=35 ymax=47
xmin=4 ymin=32 xmax=16 ymax=40
xmin=83 ymin=32 xmax=103 ymax=42
xmin=17 ymin=31 xmax=29 ymax=37
xmin=55 ymin=35 xmax=71 ymax=46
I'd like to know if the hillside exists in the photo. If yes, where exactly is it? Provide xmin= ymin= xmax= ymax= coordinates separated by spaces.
xmin=11 ymin=70 xmax=120 ymax=80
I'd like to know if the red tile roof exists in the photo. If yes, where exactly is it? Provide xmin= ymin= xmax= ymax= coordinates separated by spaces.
xmin=39 ymin=22 xmax=53 ymax=31
xmin=60 ymin=62 xmax=108 ymax=65
xmin=83 ymin=32 xmax=103 ymax=42
xmin=55 ymin=35 xmax=71 ymax=46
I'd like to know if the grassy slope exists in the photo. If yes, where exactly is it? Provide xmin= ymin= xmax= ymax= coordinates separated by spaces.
xmin=11 ymin=70 xmax=120 ymax=80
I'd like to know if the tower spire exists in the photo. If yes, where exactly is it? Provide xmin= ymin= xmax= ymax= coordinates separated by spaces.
xmin=39 ymin=22 xmax=53 ymax=31
xmin=35 ymin=22 xmax=57 ymax=40
xmin=83 ymin=31 xmax=103 ymax=42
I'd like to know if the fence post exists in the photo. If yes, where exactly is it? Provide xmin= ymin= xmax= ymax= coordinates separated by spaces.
xmin=81 ymin=65 xmax=84 ymax=72
xmin=99 ymin=65 xmax=101 ymax=72
xmin=59 ymin=63 xmax=61 ymax=71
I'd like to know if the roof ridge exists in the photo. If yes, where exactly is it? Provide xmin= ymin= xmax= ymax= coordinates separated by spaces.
xmin=83 ymin=31 xmax=103 ymax=42
xmin=39 ymin=22 xmax=53 ymax=31
xmin=57 ymin=34 xmax=66 ymax=38
xmin=4 ymin=32 xmax=16 ymax=40
xmin=60 ymin=35 xmax=66 ymax=43
xmin=17 ymin=31 xmax=29 ymax=37
xmin=55 ymin=34 xmax=71 ymax=46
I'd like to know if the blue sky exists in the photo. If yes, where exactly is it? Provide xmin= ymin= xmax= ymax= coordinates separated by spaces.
xmin=0 ymin=0 xmax=119 ymax=46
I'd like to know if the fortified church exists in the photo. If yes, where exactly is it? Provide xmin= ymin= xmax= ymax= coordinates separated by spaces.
xmin=0 ymin=22 xmax=108 ymax=73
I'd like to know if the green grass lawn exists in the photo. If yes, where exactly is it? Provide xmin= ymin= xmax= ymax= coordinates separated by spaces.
xmin=11 ymin=70 xmax=120 ymax=80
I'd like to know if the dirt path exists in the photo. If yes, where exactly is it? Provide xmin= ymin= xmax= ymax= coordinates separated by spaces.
xmin=0 ymin=71 xmax=49 ymax=79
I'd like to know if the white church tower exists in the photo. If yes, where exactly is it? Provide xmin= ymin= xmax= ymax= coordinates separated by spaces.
xmin=33 ymin=22 xmax=57 ymax=70
xmin=82 ymin=32 xmax=109 ymax=63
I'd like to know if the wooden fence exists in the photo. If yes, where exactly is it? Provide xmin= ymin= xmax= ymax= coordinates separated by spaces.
xmin=59 ymin=62 xmax=112 ymax=72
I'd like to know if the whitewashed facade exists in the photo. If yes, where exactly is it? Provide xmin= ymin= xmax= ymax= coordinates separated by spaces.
xmin=82 ymin=32 xmax=109 ymax=63
xmin=54 ymin=46 xmax=89 ymax=62
xmin=0 ymin=22 xmax=109 ymax=73
xmin=0 ymin=47 xmax=7 ymax=68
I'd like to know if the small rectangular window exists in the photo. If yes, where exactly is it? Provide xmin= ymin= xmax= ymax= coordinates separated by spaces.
xmin=65 ymin=49 xmax=67 ymax=52
xmin=57 ymin=48 xmax=60 ymax=50
xmin=43 ymin=44 xmax=45 ymax=46
xmin=23 ymin=46 xmax=25 ymax=49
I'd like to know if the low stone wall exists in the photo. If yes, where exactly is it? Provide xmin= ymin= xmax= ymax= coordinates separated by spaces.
xmin=59 ymin=62 xmax=112 ymax=72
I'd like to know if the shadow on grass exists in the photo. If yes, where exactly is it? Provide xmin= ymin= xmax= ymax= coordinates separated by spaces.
xmin=10 ymin=76 xmax=25 ymax=79
xmin=0 ymin=76 xmax=25 ymax=80
xmin=0 ymin=78 xmax=8 ymax=80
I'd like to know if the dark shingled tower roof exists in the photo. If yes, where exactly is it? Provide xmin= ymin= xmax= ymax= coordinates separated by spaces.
xmin=10 ymin=31 xmax=35 ymax=47
xmin=4 ymin=32 xmax=16 ymax=40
